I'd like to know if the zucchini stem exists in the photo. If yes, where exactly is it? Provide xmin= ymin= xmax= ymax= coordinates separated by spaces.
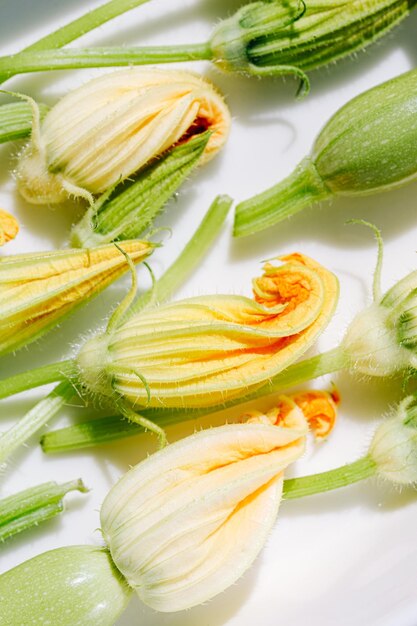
xmin=0 ymin=0 xmax=152 ymax=84
xmin=0 ymin=478 xmax=88 ymax=542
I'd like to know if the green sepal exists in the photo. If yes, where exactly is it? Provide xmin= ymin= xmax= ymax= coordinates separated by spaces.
xmin=71 ymin=132 xmax=210 ymax=247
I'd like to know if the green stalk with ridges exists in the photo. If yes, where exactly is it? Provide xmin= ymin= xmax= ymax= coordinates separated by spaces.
xmin=0 ymin=360 xmax=76 ymax=400
xmin=0 ymin=381 xmax=75 ymax=466
xmin=283 ymin=456 xmax=377 ymax=499
xmin=0 ymin=479 xmax=88 ymax=542
xmin=0 ymin=0 xmax=413 ymax=84
xmin=41 ymin=347 xmax=347 ymax=453
xmin=0 ymin=0 xmax=152 ymax=84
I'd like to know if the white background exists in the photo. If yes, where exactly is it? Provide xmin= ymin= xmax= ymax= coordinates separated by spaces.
xmin=1 ymin=2 xmax=417 ymax=625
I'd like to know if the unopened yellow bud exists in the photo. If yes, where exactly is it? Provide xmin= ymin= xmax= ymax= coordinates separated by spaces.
xmin=0 ymin=208 xmax=19 ymax=245
xmin=0 ymin=240 xmax=153 ymax=356
xmin=76 ymin=253 xmax=338 ymax=409
xmin=16 ymin=69 xmax=230 ymax=205
xmin=101 ymin=406 xmax=308 ymax=612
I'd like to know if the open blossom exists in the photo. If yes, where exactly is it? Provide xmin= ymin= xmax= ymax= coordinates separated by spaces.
xmin=0 ymin=240 xmax=153 ymax=356
xmin=101 ymin=398 xmax=311 ymax=612
xmin=76 ymin=253 xmax=339 ymax=409
xmin=0 ymin=208 xmax=19 ymax=246
xmin=16 ymin=68 xmax=230 ymax=205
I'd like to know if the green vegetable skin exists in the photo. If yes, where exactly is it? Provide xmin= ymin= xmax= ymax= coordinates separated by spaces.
xmin=0 ymin=546 xmax=131 ymax=626
xmin=234 ymin=68 xmax=417 ymax=236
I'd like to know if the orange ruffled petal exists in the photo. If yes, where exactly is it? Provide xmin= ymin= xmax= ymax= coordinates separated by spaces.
xmin=243 ymin=390 xmax=339 ymax=440
xmin=292 ymin=390 xmax=339 ymax=440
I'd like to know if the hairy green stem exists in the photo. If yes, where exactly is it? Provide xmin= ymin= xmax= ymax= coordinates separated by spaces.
xmin=0 ymin=360 xmax=76 ymax=400
xmin=0 ymin=43 xmax=213 ymax=77
xmin=234 ymin=158 xmax=331 ymax=237
xmin=0 ymin=381 xmax=75 ymax=466
xmin=42 ymin=347 xmax=348 ymax=452
xmin=0 ymin=0 xmax=152 ymax=84
xmin=283 ymin=456 xmax=377 ymax=499
xmin=0 ymin=479 xmax=87 ymax=542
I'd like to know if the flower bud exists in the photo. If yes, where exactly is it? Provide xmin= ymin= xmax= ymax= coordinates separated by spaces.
xmin=16 ymin=68 xmax=230 ymax=205
xmin=0 ymin=240 xmax=153 ymax=355
xmin=342 ymin=269 xmax=417 ymax=376
xmin=369 ymin=395 xmax=417 ymax=485
xmin=0 ymin=208 xmax=19 ymax=245
xmin=76 ymin=253 xmax=338 ymax=409
xmin=210 ymin=0 xmax=411 ymax=83
xmin=0 ymin=546 xmax=132 ymax=626
xmin=234 ymin=68 xmax=417 ymax=236
xmin=101 ymin=405 xmax=308 ymax=612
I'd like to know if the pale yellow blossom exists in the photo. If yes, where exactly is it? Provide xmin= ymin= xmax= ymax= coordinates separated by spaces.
xmin=16 ymin=69 xmax=230 ymax=205
xmin=0 ymin=208 xmax=19 ymax=246
xmin=0 ymin=240 xmax=153 ymax=355
xmin=101 ymin=402 xmax=308 ymax=612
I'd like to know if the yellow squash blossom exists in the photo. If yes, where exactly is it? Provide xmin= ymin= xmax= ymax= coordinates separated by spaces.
xmin=244 ymin=390 xmax=338 ymax=440
xmin=0 ymin=208 xmax=19 ymax=246
xmin=101 ymin=396 xmax=312 ymax=612
xmin=0 ymin=240 xmax=153 ymax=356
xmin=76 ymin=253 xmax=338 ymax=409
xmin=16 ymin=69 xmax=230 ymax=205
xmin=0 ymin=392 xmax=340 ymax=622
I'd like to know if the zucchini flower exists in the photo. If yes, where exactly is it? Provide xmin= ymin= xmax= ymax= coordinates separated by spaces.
xmin=75 ymin=253 xmax=338 ymax=412
xmin=210 ymin=0 xmax=414 ymax=86
xmin=235 ymin=68 xmax=417 ymax=236
xmin=16 ymin=68 xmax=230 ymax=205
xmin=0 ymin=208 xmax=19 ymax=245
xmin=0 ymin=239 xmax=153 ymax=356
xmin=100 ymin=402 xmax=309 ymax=612
xmin=1 ymin=394 xmax=334 ymax=622
xmin=1 ymin=1 xmax=414 ymax=90
xmin=5 ymin=393 xmax=417 ymax=622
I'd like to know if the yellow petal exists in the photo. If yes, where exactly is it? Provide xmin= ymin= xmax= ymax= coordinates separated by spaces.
xmin=77 ymin=252 xmax=338 ymax=408
xmin=0 ymin=209 xmax=19 ymax=246
xmin=0 ymin=240 xmax=153 ymax=355
xmin=17 ymin=69 xmax=230 ymax=204
xmin=101 ymin=415 xmax=307 ymax=612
